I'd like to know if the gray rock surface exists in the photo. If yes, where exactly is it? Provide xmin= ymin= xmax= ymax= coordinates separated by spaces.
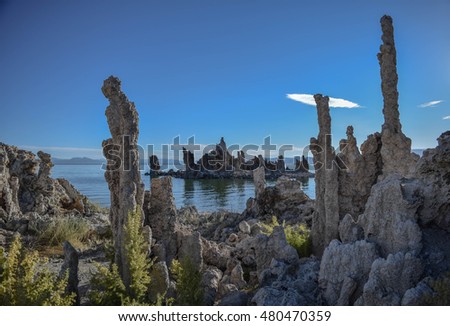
xmin=60 ymin=241 xmax=79 ymax=305
xmin=358 ymin=176 xmax=422 ymax=256
xmin=218 ymin=291 xmax=249 ymax=306
xmin=318 ymin=240 xmax=379 ymax=305
xmin=254 ymin=226 xmax=299 ymax=279
xmin=415 ymin=131 xmax=450 ymax=231
xmin=144 ymin=176 xmax=177 ymax=264
xmin=148 ymin=261 xmax=170 ymax=303
xmin=377 ymin=15 xmax=418 ymax=179
xmin=101 ymin=76 xmax=145 ymax=287
xmin=310 ymin=94 xmax=340 ymax=256
xmin=202 ymin=266 xmax=223 ymax=305
xmin=253 ymin=166 xmax=266 ymax=199
xmin=338 ymin=214 xmax=364 ymax=244
xmin=359 ymin=252 xmax=423 ymax=305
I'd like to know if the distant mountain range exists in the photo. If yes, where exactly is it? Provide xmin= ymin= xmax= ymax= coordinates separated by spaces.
xmin=53 ymin=157 xmax=105 ymax=165
xmin=53 ymin=149 xmax=425 ymax=166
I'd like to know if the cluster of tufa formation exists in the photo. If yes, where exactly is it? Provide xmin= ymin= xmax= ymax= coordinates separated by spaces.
xmin=310 ymin=15 xmax=450 ymax=306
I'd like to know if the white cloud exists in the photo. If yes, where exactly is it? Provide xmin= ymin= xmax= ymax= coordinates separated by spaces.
xmin=443 ymin=116 xmax=450 ymax=120
xmin=287 ymin=94 xmax=361 ymax=108
xmin=419 ymin=100 xmax=444 ymax=108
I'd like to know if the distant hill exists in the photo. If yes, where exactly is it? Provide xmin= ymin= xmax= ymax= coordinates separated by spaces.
xmin=53 ymin=157 xmax=105 ymax=165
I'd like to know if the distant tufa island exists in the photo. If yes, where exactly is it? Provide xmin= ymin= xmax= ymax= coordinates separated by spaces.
xmin=147 ymin=136 xmax=313 ymax=180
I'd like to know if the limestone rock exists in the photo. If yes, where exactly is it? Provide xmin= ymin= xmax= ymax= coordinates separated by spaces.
xmin=253 ymin=166 xmax=265 ymax=199
xmin=0 ymin=143 xmax=88 ymax=220
xmin=415 ymin=131 xmax=450 ymax=231
xmin=148 ymin=261 xmax=170 ymax=303
xmin=177 ymin=229 xmax=203 ymax=270
xmin=377 ymin=15 xmax=418 ymax=179
xmin=401 ymin=277 xmax=434 ymax=306
xmin=230 ymin=262 xmax=247 ymax=288
xmin=338 ymin=214 xmax=364 ymax=244
xmin=218 ymin=291 xmax=249 ymax=306
xmin=254 ymin=226 xmax=299 ymax=279
xmin=358 ymin=176 xmax=423 ymax=256
xmin=202 ymin=266 xmax=223 ymax=305
xmin=101 ymin=76 xmax=145 ymax=286
xmin=252 ymin=287 xmax=305 ymax=306
xmin=201 ymin=238 xmax=231 ymax=271
xmin=319 ymin=240 xmax=379 ymax=305
xmin=360 ymin=252 xmax=423 ymax=305
xmin=60 ymin=241 xmax=79 ymax=305
xmin=144 ymin=177 xmax=177 ymax=264
xmin=238 ymin=221 xmax=251 ymax=234
xmin=310 ymin=94 xmax=340 ymax=256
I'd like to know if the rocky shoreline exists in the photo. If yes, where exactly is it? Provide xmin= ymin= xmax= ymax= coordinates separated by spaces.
xmin=1 ymin=15 xmax=449 ymax=306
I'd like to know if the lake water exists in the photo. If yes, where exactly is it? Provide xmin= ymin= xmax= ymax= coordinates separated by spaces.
xmin=52 ymin=165 xmax=315 ymax=212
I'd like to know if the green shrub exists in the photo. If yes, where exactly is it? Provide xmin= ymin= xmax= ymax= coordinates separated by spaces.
xmin=37 ymin=216 xmax=91 ymax=249
xmin=0 ymin=235 xmax=75 ymax=305
xmin=89 ymin=210 xmax=153 ymax=305
xmin=89 ymin=263 xmax=126 ymax=305
xmin=284 ymin=224 xmax=311 ymax=258
xmin=424 ymin=273 xmax=450 ymax=305
xmin=170 ymin=258 xmax=203 ymax=305
xmin=260 ymin=216 xmax=311 ymax=258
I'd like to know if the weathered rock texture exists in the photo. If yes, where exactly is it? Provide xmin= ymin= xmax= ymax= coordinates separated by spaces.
xmin=358 ymin=177 xmax=423 ymax=257
xmin=319 ymin=240 xmax=379 ymax=305
xmin=310 ymin=94 xmax=339 ymax=255
xmin=0 ymin=143 xmax=88 ymax=223
xmin=253 ymin=166 xmax=266 ymax=199
xmin=101 ymin=76 xmax=145 ymax=287
xmin=144 ymin=176 xmax=177 ymax=265
xmin=60 ymin=241 xmax=80 ymax=305
xmin=415 ymin=131 xmax=450 ymax=231
xmin=378 ymin=15 xmax=418 ymax=178
xmin=358 ymin=252 xmax=423 ymax=305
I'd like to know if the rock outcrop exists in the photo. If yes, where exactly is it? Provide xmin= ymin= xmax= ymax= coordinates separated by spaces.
xmin=0 ymin=143 xmax=89 ymax=224
xmin=101 ymin=76 xmax=145 ymax=287
xmin=415 ymin=131 xmax=450 ymax=232
xmin=144 ymin=176 xmax=177 ymax=265
xmin=358 ymin=177 xmax=423 ymax=257
xmin=377 ymin=15 xmax=418 ymax=179
xmin=253 ymin=166 xmax=266 ymax=199
xmin=319 ymin=240 xmax=379 ymax=305
xmin=60 ymin=241 xmax=80 ymax=305
xmin=310 ymin=94 xmax=340 ymax=255
xmin=357 ymin=252 xmax=423 ymax=305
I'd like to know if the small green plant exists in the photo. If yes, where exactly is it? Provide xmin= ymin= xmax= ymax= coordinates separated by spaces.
xmin=37 ymin=216 xmax=91 ymax=249
xmin=260 ymin=217 xmax=311 ymax=258
xmin=170 ymin=258 xmax=203 ymax=306
xmin=0 ymin=235 xmax=75 ymax=305
xmin=89 ymin=210 xmax=153 ymax=305
xmin=284 ymin=224 xmax=311 ymax=258
xmin=423 ymin=273 xmax=450 ymax=305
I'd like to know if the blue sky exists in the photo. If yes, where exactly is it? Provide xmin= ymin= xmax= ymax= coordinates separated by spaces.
xmin=0 ymin=0 xmax=449 ymax=159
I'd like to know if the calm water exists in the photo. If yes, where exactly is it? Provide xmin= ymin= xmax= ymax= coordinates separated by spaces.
xmin=52 ymin=165 xmax=315 ymax=212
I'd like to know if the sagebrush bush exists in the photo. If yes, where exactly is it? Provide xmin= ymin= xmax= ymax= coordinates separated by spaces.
xmin=0 ymin=235 xmax=75 ymax=305
xmin=89 ymin=210 xmax=153 ymax=305
xmin=37 ymin=216 xmax=91 ymax=249
xmin=170 ymin=258 xmax=203 ymax=306
xmin=261 ymin=216 xmax=311 ymax=258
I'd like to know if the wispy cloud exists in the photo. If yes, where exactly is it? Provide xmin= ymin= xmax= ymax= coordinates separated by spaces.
xmin=419 ymin=100 xmax=444 ymax=108
xmin=287 ymin=94 xmax=361 ymax=108
xmin=443 ymin=116 xmax=450 ymax=120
